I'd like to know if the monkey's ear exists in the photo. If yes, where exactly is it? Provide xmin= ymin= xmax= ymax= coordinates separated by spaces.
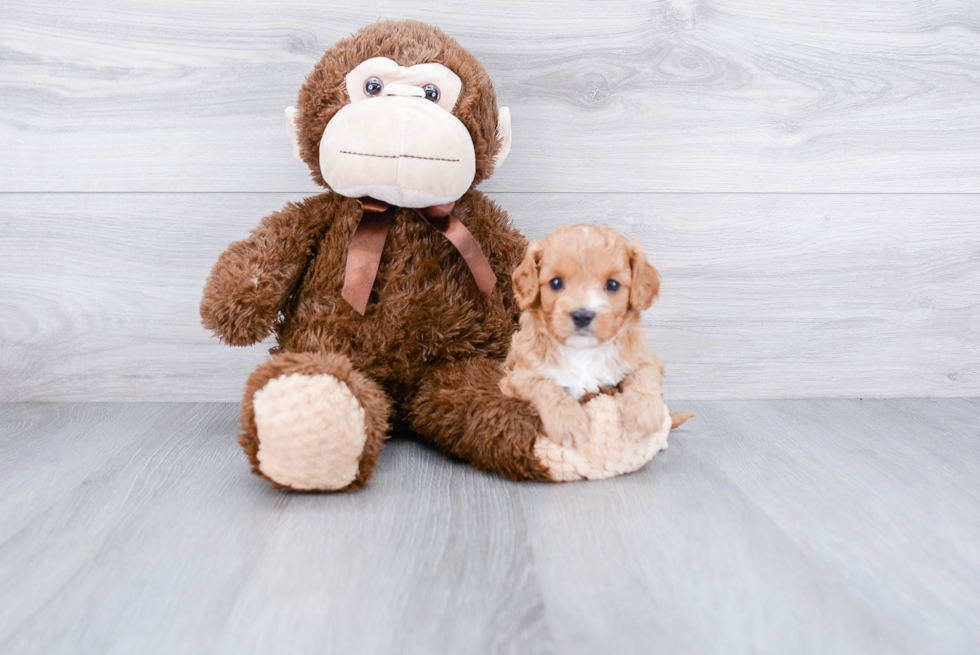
xmin=513 ymin=239 xmax=543 ymax=310
xmin=494 ymin=107 xmax=512 ymax=170
xmin=284 ymin=106 xmax=304 ymax=163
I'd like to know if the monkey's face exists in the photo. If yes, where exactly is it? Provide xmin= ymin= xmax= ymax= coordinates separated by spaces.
xmin=290 ymin=21 xmax=512 ymax=204
xmin=316 ymin=57 xmax=475 ymax=208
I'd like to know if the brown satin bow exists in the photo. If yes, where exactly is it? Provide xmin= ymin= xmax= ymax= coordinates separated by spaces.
xmin=341 ymin=198 xmax=497 ymax=315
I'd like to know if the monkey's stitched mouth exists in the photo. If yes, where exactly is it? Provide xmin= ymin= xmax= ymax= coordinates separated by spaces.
xmin=339 ymin=150 xmax=460 ymax=163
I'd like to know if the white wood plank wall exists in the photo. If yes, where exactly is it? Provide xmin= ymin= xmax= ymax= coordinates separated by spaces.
xmin=1 ymin=0 xmax=978 ymax=400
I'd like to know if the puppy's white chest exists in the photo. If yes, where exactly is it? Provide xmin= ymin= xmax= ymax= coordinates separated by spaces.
xmin=545 ymin=340 xmax=632 ymax=400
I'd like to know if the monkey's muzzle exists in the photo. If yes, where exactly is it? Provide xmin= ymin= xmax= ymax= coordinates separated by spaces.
xmin=319 ymin=96 xmax=477 ymax=208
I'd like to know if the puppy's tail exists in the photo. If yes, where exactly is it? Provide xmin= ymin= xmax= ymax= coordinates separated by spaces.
xmin=670 ymin=412 xmax=696 ymax=429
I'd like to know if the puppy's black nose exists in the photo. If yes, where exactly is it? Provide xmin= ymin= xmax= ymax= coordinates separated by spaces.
xmin=570 ymin=310 xmax=595 ymax=328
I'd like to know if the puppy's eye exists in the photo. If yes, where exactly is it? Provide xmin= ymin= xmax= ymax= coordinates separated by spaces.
xmin=422 ymin=84 xmax=440 ymax=102
xmin=364 ymin=77 xmax=384 ymax=96
xmin=605 ymin=279 xmax=621 ymax=292
xmin=549 ymin=277 xmax=564 ymax=291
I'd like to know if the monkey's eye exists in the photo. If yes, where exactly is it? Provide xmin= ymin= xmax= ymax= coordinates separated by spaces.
xmin=364 ymin=77 xmax=383 ymax=96
xmin=422 ymin=84 xmax=440 ymax=102
xmin=549 ymin=277 xmax=564 ymax=291
xmin=605 ymin=279 xmax=621 ymax=292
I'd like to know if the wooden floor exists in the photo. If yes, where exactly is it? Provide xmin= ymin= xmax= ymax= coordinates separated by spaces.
xmin=1 ymin=399 xmax=977 ymax=654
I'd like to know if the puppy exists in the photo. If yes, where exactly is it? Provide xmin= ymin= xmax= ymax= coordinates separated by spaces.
xmin=500 ymin=224 xmax=691 ymax=446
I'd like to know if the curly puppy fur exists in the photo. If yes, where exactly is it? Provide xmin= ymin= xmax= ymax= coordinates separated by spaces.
xmin=501 ymin=225 xmax=694 ymax=446
xmin=201 ymin=21 xmax=551 ymax=490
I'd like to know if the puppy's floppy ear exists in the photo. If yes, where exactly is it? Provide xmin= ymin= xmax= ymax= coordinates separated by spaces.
xmin=513 ymin=240 xmax=544 ymax=310
xmin=628 ymin=240 xmax=660 ymax=311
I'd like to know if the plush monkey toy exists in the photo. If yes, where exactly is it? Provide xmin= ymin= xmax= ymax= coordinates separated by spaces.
xmin=202 ymin=20 xmax=557 ymax=491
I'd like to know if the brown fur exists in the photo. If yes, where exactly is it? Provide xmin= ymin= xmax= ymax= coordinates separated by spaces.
xmin=407 ymin=358 xmax=552 ymax=482
xmin=239 ymin=351 xmax=391 ymax=491
xmin=202 ymin=21 xmax=546 ymax=489
xmin=501 ymin=225 xmax=693 ymax=444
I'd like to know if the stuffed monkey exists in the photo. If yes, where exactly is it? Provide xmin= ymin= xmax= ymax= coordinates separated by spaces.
xmin=201 ymin=20 xmax=557 ymax=491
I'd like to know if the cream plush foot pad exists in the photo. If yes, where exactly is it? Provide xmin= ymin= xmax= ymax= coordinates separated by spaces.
xmin=253 ymin=373 xmax=367 ymax=490
xmin=536 ymin=397 xmax=673 ymax=482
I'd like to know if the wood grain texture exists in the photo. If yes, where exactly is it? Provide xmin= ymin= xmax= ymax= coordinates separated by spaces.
xmin=0 ymin=400 xmax=977 ymax=653
xmin=0 ymin=403 xmax=554 ymax=655
xmin=1 ymin=0 xmax=979 ymax=192
xmin=519 ymin=397 xmax=980 ymax=654
xmin=1 ymin=193 xmax=977 ymax=401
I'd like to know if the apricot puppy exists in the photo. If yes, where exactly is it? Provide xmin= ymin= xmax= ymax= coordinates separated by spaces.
xmin=500 ymin=224 xmax=670 ymax=446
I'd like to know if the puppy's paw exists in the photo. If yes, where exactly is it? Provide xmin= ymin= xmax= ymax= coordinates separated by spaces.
xmin=620 ymin=395 xmax=666 ymax=440
xmin=539 ymin=400 xmax=590 ymax=447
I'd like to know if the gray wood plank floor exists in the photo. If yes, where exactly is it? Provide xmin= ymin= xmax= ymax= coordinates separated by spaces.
xmin=1 ymin=399 xmax=977 ymax=654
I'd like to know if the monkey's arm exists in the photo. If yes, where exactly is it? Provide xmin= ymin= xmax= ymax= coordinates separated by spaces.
xmin=201 ymin=199 xmax=331 ymax=346
xmin=464 ymin=192 xmax=527 ymax=324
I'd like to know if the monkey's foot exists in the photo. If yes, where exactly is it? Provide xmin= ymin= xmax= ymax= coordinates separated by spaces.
xmin=534 ymin=397 xmax=673 ymax=482
xmin=252 ymin=373 xmax=369 ymax=491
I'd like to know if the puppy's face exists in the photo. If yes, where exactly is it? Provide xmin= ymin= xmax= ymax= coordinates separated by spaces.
xmin=513 ymin=224 xmax=660 ymax=348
